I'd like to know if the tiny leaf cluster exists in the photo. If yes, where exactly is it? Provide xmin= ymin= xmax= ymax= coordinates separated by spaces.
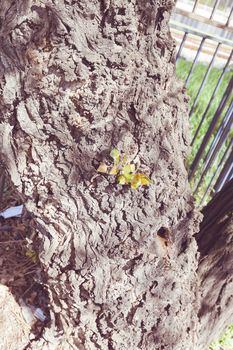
xmin=25 ymin=248 xmax=37 ymax=263
xmin=97 ymin=148 xmax=150 ymax=189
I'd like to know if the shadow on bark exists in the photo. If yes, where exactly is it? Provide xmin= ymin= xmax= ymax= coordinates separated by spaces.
xmin=0 ymin=166 xmax=50 ymax=340
xmin=196 ymin=179 xmax=233 ymax=348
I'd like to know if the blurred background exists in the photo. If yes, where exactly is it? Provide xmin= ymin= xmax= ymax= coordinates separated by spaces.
xmin=170 ymin=0 xmax=233 ymax=208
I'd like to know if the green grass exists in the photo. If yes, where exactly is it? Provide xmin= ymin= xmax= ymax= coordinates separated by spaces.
xmin=209 ymin=325 xmax=233 ymax=350
xmin=176 ymin=58 xmax=233 ymax=206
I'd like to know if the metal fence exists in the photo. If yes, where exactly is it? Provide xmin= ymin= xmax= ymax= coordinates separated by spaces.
xmin=170 ymin=0 xmax=233 ymax=206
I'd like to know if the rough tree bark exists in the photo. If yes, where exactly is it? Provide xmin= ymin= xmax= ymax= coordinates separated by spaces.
xmin=0 ymin=1 xmax=231 ymax=349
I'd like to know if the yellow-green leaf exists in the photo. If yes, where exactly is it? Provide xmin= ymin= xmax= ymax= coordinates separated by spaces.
xmin=117 ymin=175 xmax=127 ymax=185
xmin=123 ymin=163 xmax=135 ymax=175
xmin=121 ymin=154 xmax=128 ymax=165
xmin=110 ymin=148 xmax=120 ymax=164
xmin=109 ymin=165 xmax=119 ymax=175
xmin=131 ymin=173 xmax=150 ymax=189
xmin=124 ymin=173 xmax=134 ymax=182
xmin=131 ymin=174 xmax=142 ymax=189
xmin=131 ymin=182 xmax=141 ymax=189
xmin=97 ymin=163 xmax=108 ymax=173
xmin=140 ymin=174 xmax=150 ymax=186
xmin=25 ymin=249 xmax=37 ymax=263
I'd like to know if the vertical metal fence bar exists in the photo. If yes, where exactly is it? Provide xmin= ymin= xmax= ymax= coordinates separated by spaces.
xmin=176 ymin=32 xmax=188 ymax=62
xmin=194 ymin=106 xmax=233 ymax=194
xmin=203 ymin=100 xmax=233 ymax=168
xmin=189 ymin=43 xmax=221 ymax=117
xmin=192 ymin=0 xmax=199 ymax=13
xmin=189 ymin=74 xmax=233 ymax=180
xmin=214 ymin=150 xmax=233 ymax=192
xmin=193 ymin=104 xmax=232 ymax=196
xmin=190 ymin=49 xmax=233 ymax=147
xmin=200 ymin=138 xmax=233 ymax=205
xmin=226 ymin=5 xmax=233 ymax=26
xmin=210 ymin=0 xmax=221 ymax=19
xmin=185 ymin=37 xmax=206 ymax=86
xmin=226 ymin=165 xmax=233 ymax=182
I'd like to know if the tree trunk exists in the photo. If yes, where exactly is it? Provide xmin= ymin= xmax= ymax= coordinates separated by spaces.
xmin=196 ymin=179 xmax=233 ymax=349
xmin=1 ymin=1 xmax=231 ymax=350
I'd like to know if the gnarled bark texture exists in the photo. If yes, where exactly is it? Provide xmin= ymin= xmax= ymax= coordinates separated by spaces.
xmin=196 ymin=179 xmax=233 ymax=349
xmin=0 ymin=0 xmax=206 ymax=349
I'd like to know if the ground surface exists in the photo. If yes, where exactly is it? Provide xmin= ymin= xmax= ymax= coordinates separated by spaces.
xmin=0 ymin=171 xmax=49 ymax=349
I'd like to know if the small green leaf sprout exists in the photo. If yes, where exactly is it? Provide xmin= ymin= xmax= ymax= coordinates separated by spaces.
xmin=97 ymin=148 xmax=150 ymax=189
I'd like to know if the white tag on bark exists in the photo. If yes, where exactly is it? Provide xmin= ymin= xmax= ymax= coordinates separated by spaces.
xmin=0 ymin=205 xmax=23 ymax=219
